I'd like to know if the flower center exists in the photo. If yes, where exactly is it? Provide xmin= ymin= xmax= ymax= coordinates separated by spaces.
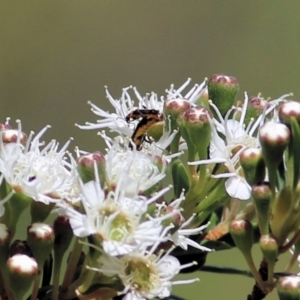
xmin=99 ymin=204 xmax=133 ymax=242
xmin=124 ymin=256 xmax=159 ymax=293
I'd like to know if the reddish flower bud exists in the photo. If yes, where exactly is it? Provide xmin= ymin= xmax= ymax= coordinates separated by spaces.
xmin=207 ymin=74 xmax=239 ymax=117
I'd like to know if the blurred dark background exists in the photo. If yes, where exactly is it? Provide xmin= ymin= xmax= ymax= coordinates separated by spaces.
xmin=1 ymin=2 xmax=299 ymax=299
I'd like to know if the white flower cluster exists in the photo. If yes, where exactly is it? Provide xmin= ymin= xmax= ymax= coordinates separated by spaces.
xmin=0 ymin=79 xmax=211 ymax=300
xmin=60 ymin=143 xmax=210 ymax=299
xmin=0 ymin=122 xmax=79 ymax=214
xmin=64 ymin=80 xmax=211 ymax=299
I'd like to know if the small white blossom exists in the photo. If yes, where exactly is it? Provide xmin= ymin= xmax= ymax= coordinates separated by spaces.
xmin=189 ymin=112 xmax=252 ymax=200
xmin=59 ymin=179 xmax=169 ymax=256
xmin=105 ymin=143 xmax=167 ymax=196
xmin=88 ymin=235 xmax=198 ymax=300
xmin=170 ymin=218 xmax=212 ymax=252
xmin=0 ymin=124 xmax=77 ymax=206
xmin=76 ymin=86 xmax=162 ymax=136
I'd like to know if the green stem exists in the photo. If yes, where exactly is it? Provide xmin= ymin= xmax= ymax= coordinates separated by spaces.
xmin=266 ymin=164 xmax=277 ymax=197
xmin=74 ymin=248 xmax=96 ymax=295
xmin=194 ymin=179 xmax=226 ymax=213
xmin=243 ymin=250 xmax=266 ymax=293
xmin=279 ymin=229 xmax=300 ymax=254
xmin=170 ymin=131 xmax=180 ymax=154
xmin=190 ymin=201 xmax=223 ymax=228
xmin=285 ymin=250 xmax=300 ymax=273
xmin=59 ymin=238 xmax=83 ymax=298
xmin=30 ymin=272 xmax=41 ymax=300
xmin=0 ymin=271 xmax=13 ymax=300
xmin=267 ymin=262 xmax=275 ymax=285
xmin=52 ymin=253 xmax=63 ymax=300
xmin=186 ymin=145 xmax=198 ymax=188
xmin=77 ymin=269 xmax=96 ymax=294
xmin=182 ymin=178 xmax=225 ymax=220
xmin=182 ymin=164 xmax=226 ymax=214
xmin=194 ymin=146 xmax=207 ymax=195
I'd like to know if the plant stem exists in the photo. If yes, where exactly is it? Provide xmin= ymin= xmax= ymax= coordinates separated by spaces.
xmin=59 ymin=238 xmax=83 ymax=298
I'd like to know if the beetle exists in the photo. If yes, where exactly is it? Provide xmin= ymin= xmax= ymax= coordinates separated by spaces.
xmin=125 ymin=108 xmax=160 ymax=123
xmin=129 ymin=112 xmax=164 ymax=150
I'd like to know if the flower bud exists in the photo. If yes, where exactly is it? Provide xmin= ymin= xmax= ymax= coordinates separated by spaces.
xmin=0 ymin=123 xmax=12 ymax=131
xmin=259 ymin=234 xmax=278 ymax=266
xmin=251 ymin=183 xmax=272 ymax=235
xmin=163 ymin=99 xmax=191 ymax=132
xmin=259 ymin=122 xmax=290 ymax=166
xmin=207 ymin=74 xmax=239 ymax=117
xmin=240 ymin=148 xmax=265 ymax=185
xmin=9 ymin=240 xmax=32 ymax=257
xmin=146 ymin=120 xmax=164 ymax=142
xmin=161 ymin=205 xmax=185 ymax=232
xmin=3 ymin=192 xmax=32 ymax=232
xmin=53 ymin=216 xmax=73 ymax=256
xmin=27 ymin=223 xmax=54 ymax=265
xmin=1 ymin=129 xmax=27 ymax=145
xmin=229 ymin=219 xmax=269 ymax=292
xmin=229 ymin=220 xmax=253 ymax=255
xmin=259 ymin=121 xmax=290 ymax=192
xmin=248 ymin=95 xmax=268 ymax=112
xmin=177 ymin=106 xmax=212 ymax=154
xmin=77 ymin=151 xmax=106 ymax=184
xmin=279 ymin=101 xmax=300 ymax=125
xmin=30 ymin=201 xmax=55 ymax=223
xmin=243 ymin=96 xmax=269 ymax=124
xmin=7 ymin=254 xmax=38 ymax=299
xmin=198 ymin=87 xmax=209 ymax=107
xmin=260 ymin=234 xmax=278 ymax=285
xmin=277 ymin=276 xmax=300 ymax=300
xmin=172 ymin=158 xmax=190 ymax=197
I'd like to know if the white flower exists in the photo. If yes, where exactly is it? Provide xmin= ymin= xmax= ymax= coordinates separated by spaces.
xmin=76 ymin=78 xmax=207 ymax=135
xmin=189 ymin=92 xmax=291 ymax=200
xmin=89 ymin=236 xmax=198 ymax=300
xmin=105 ymin=143 xmax=167 ymax=196
xmin=0 ymin=124 xmax=76 ymax=205
xmin=59 ymin=179 xmax=170 ymax=256
xmin=210 ymin=92 xmax=290 ymax=152
xmin=94 ymin=132 xmax=176 ymax=196
xmin=76 ymin=86 xmax=162 ymax=136
xmin=170 ymin=218 xmax=212 ymax=252
xmin=189 ymin=111 xmax=252 ymax=200
xmin=156 ymin=196 xmax=212 ymax=252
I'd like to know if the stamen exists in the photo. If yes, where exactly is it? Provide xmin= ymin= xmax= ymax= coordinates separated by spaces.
xmin=31 ymin=125 xmax=51 ymax=148
xmin=175 ymin=78 xmax=192 ymax=97
xmin=239 ymin=92 xmax=249 ymax=127
xmin=189 ymin=78 xmax=208 ymax=103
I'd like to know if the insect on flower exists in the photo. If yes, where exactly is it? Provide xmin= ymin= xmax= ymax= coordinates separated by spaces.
xmin=129 ymin=111 xmax=164 ymax=150
xmin=125 ymin=108 xmax=161 ymax=123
